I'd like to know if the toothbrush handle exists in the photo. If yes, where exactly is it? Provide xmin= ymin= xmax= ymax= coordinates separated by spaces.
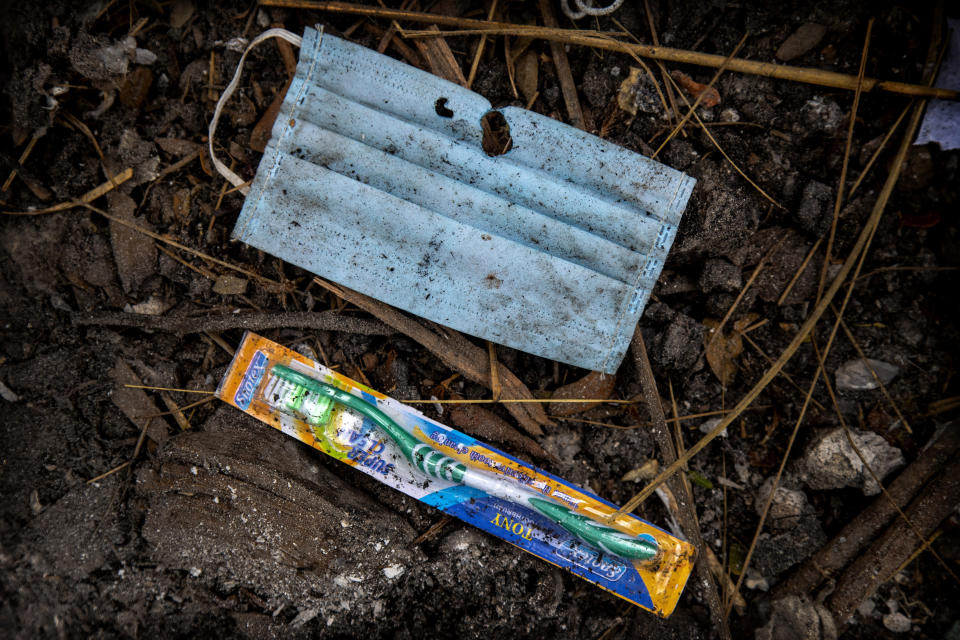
xmin=269 ymin=365 xmax=658 ymax=560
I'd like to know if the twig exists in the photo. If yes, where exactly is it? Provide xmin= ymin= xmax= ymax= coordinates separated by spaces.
xmin=204 ymin=331 xmax=236 ymax=356
xmin=487 ymin=341 xmax=502 ymax=401
xmin=411 ymin=515 xmax=455 ymax=546
xmin=724 ymin=341 xmax=825 ymax=619
xmin=86 ymin=461 xmax=132 ymax=484
xmin=885 ymin=529 xmax=943 ymax=584
xmin=724 ymin=93 xmax=932 ymax=613
xmin=260 ymin=1 xmax=960 ymax=100
xmin=739 ymin=331 xmax=826 ymax=412
xmin=123 ymin=385 xmax=215 ymax=394
xmin=629 ymin=329 xmax=730 ymax=640
xmin=135 ymin=396 xmax=217 ymax=418
xmin=552 ymin=408 xmax=747 ymax=430
xmin=2 ymin=168 xmax=133 ymax=215
xmin=848 ymin=103 xmax=911 ymax=199
xmin=826 ymin=453 xmax=960 ymax=623
xmin=159 ymin=392 xmax=192 ymax=430
xmin=412 ymin=25 xmax=468 ymax=86
xmin=539 ymin=0 xmax=588 ymax=130
xmin=777 ymin=419 xmax=959 ymax=598
xmin=2 ymin=128 xmax=45 ymax=193
xmin=363 ymin=20 xmax=424 ymax=67
xmin=659 ymin=68 xmax=783 ymax=208
xmin=57 ymin=110 xmax=120 ymax=188
xmin=466 ymin=0 xmax=499 ymax=89
xmin=73 ymin=309 xmax=394 ymax=336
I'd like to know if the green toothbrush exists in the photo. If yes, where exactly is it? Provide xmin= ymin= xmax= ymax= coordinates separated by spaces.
xmin=267 ymin=364 xmax=659 ymax=561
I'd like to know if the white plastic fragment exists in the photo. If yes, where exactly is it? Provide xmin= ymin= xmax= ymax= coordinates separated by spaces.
xmin=382 ymin=564 xmax=405 ymax=580
xmin=835 ymin=358 xmax=899 ymax=391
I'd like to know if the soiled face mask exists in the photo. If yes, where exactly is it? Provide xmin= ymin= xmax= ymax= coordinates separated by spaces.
xmin=210 ymin=27 xmax=695 ymax=374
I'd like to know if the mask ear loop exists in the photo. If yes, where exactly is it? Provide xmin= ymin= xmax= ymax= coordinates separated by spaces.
xmin=208 ymin=28 xmax=303 ymax=196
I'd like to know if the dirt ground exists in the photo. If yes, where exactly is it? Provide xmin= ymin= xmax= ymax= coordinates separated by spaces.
xmin=1 ymin=1 xmax=958 ymax=638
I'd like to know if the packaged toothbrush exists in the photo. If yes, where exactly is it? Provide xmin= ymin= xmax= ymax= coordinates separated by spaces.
xmin=216 ymin=332 xmax=695 ymax=616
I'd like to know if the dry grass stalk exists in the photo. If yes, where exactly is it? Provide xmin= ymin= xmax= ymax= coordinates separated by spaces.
xmin=652 ymin=33 xmax=748 ymax=157
xmin=261 ymin=1 xmax=960 ymax=99
xmin=538 ymin=0 xmax=587 ymax=130
xmin=818 ymin=19 xmax=873 ymax=301
xmin=3 ymin=168 xmax=133 ymax=215
xmin=466 ymin=0 xmax=499 ymax=88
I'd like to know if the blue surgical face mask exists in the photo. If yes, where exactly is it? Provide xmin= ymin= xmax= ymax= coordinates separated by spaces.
xmin=213 ymin=27 xmax=694 ymax=374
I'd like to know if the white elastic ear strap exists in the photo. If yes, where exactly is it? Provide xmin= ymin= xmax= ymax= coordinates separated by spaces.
xmin=208 ymin=28 xmax=303 ymax=196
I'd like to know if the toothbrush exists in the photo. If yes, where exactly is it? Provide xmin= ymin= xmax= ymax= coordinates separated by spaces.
xmin=267 ymin=364 xmax=659 ymax=561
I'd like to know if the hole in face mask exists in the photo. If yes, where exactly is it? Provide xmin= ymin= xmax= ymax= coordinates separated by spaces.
xmin=480 ymin=110 xmax=513 ymax=157
xmin=434 ymin=97 xmax=454 ymax=118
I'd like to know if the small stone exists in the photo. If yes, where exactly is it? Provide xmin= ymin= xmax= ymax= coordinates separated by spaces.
xmin=882 ymin=612 xmax=911 ymax=633
xmin=835 ymin=358 xmax=899 ymax=391
xmin=857 ymin=598 xmax=876 ymax=618
xmin=756 ymin=595 xmax=837 ymax=640
xmin=800 ymin=427 xmax=905 ymax=495
xmin=0 ymin=380 xmax=20 ymax=403
xmin=213 ymin=274 xmax=248 ymax=295
xmin=652 ymin=312 xmax=705 ymax=372
xmin=699 ymin=258 xmax=742 ymax=293
xmin=29 ymin=489 xmax=44 ymax=515
xmin=756 ymin=478 xmax=810 ymax=531
xmin=776 ymin=23 xmax=828 ymax=62
xmin=797 ymin=180 xmax=834 ymax=236
xmin=133 ymin=48 xmax=157 ymax=65
xmin=800 ymin=97 xmax=844 ymax=135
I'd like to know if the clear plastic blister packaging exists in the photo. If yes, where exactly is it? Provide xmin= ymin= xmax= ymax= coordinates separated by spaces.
xmin=217 ymin=332 xmax=695 ymax=616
